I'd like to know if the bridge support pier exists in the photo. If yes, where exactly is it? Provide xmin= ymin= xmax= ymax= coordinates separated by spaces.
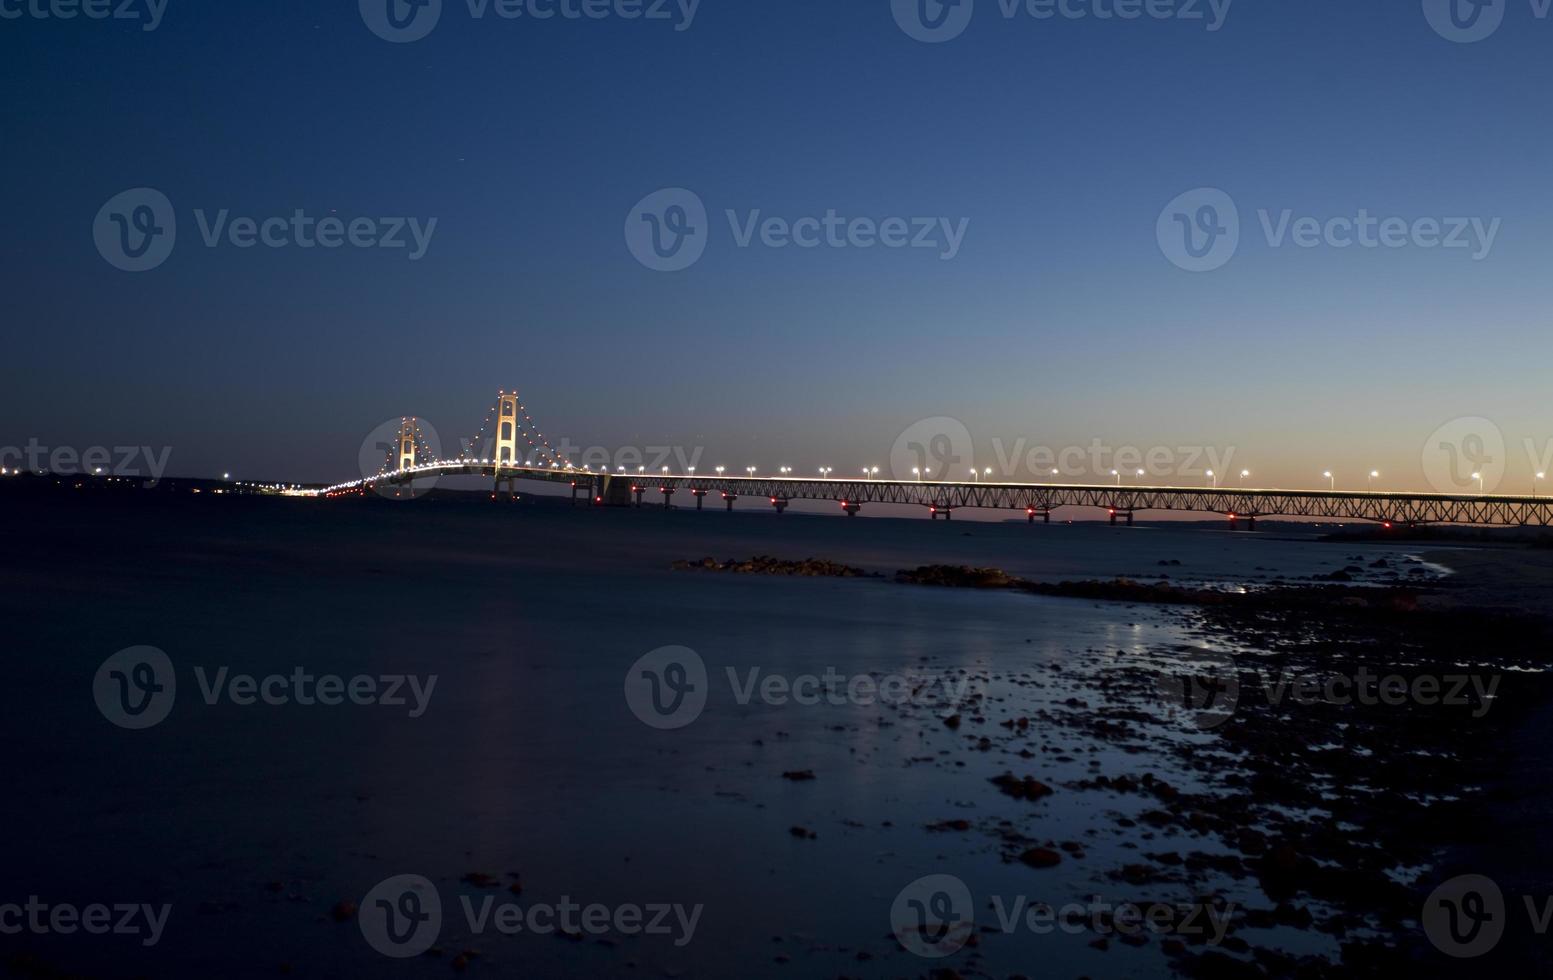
xmin=632 ymin=486 xmax=645 ymax=508
xmin=841 ymin=501 xmax=861 ymax=517
xmin=723 ymin=492 xmax=737 ymax=511
xmin=770 ymin=497 xmax=788 ymax=515
xmin=930 ymin=507 xmax=951 ymax=520
xmin=493 ymin=472 xmax=519 ymax=502
xmin=661 ymin=487 xmax=676 ymax=509
xmin=692 ymin=489 xmax=708 ymax=510
xmin=1027 ymin=508 xmax=1050 ymax=524
xmin=598 ymin=477 xmax=632 ymax=507
xmin=1110 ymin=510 xmax=1133 ymax=526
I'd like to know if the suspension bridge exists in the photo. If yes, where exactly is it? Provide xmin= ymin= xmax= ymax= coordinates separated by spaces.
xmin=302 ymin=390 xmax=1553 ymax=529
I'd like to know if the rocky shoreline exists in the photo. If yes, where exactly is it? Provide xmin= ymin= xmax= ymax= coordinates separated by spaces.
xmin=681 ymin=556 xmax=1553 ymax=975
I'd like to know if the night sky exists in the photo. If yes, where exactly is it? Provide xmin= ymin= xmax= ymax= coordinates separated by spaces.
xmin=4 ymin=1 xmax=1550 ymax=491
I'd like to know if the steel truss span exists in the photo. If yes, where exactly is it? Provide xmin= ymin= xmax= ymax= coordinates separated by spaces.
xmin=312 ymin=463 xmax=1553 ymax=528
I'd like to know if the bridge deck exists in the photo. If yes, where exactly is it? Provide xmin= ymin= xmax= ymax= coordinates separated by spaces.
xmin=305 ymin=463 xmax=1553 ymax=528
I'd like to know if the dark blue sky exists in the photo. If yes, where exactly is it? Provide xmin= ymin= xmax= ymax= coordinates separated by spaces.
xmin=4 ymin=0 xmax=1550 ymax=490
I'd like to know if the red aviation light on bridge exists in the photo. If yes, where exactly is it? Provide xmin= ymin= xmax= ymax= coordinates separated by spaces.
xmin=1228 ymin=512 xmax=1237 ymax=520
xmin=1384 ymin=521 xmax=1394 ymax=530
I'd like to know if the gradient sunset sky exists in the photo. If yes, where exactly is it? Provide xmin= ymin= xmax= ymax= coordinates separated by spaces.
xmin=4 ymin=0 xmax=1550 ymax=492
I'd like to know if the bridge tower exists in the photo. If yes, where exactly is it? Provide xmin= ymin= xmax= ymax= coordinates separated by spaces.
xmin=492 ymin=391 xmax=521 ymax=500
xmin=396 ymin=418 xmax=417 ymax=471
xmin=493 ymin=392 xmax=522 ymax=467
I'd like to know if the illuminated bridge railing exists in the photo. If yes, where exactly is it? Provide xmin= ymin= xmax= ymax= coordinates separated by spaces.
xmin=309 ymin=463 xmax=1553 ymax=528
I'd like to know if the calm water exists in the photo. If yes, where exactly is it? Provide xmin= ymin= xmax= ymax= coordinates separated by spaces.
xmin=3 ymin=495 xmax=1451 ymax=977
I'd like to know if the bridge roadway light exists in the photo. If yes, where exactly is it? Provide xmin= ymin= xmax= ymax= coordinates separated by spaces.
xmin=913 ymin=467 xmax=921 ymax=481
xmin=1369 ymin=470 xmax=1379 ymax=492
xmin=1473 ymin=471 xmax=1484 ymax=494
xmin=747 ymin=466 xmax=756 ymax=477
xmin=1538 ymin=472 xmax=1547 ymax=497
xmin=1240 ymin=469 xmax=1250 ymax=486
xmin=1206 ymin=469 xmax=1217 ymax=489
xmin=716 ymin=466 xmax=725 ymax=476
xmin=1323 ymin=471 xmax=1334 ymax=491
xmin=1111 ymin=469 xmax=1120 ymax=487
